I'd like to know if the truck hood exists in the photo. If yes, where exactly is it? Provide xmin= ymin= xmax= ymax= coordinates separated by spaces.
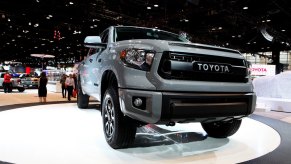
xmin=114 ymin=39 xmax=244 ymax=59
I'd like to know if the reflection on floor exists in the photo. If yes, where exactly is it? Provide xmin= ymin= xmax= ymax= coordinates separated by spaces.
xmin=0 ymin=103 xmax=280 ymax=164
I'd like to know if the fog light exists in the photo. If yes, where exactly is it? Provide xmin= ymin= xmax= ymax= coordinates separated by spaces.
xmin=132 ymin=96 xmax=146 ymax=110
xmin=134 ymin=98 xmax=143 ymax=107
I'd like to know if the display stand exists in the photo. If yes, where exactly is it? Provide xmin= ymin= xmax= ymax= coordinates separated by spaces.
xmin=47 ymin=81 xmax=62 ymax=93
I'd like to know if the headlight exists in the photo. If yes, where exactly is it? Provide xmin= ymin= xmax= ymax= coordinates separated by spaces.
xmin=120 ymin=48 xmax=155 ymax=71
xmin=244 ymin=60 xmax=252 ymax=78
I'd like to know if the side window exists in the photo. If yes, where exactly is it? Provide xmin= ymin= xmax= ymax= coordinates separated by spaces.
xmin=100 ymin=29 xmax=109 ymax=43
xmin=87 ymin=48 xmax=98 ymax=56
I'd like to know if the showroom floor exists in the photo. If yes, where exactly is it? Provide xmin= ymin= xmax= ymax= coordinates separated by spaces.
xmin=0 ymin=89 xmax=291 ymax=164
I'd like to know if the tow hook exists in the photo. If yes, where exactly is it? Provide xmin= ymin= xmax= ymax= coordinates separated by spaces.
xmin=166 ymin=122 xmax=175 ymax=126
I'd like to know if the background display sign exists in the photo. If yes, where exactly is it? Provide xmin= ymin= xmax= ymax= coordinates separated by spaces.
xmin=250 ymin=64 xmax=276 ymax=76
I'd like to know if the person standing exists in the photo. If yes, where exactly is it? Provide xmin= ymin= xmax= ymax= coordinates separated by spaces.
xmin=38 ymin=72 xmax=48 ymax=103
xmin=65 ymin=74 xmax=75 ymax=101
xmin=60 ymin=74 xmax=67 ymax=98
xmin=3 ymin=71 xmax=12 ymax=93
xmin=72 ymin=73 xmax=77 ymax=98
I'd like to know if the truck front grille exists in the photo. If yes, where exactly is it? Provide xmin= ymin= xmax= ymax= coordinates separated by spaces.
xmin=158 ymin=51 xmax=248 ymax=83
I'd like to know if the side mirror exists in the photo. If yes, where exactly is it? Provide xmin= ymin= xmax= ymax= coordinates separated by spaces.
xmin=84 ymin=36 xmax=107 ymax=49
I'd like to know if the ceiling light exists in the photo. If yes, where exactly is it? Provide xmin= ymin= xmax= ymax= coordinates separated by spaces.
xmin=6 ymin=42 xmax=10 ymax=45
xmin=232 ymin=35 xmax=235 ymax=38
xmin=34 ymin=23 xmax=39 ymax=27
xmin=218 ymin=27 xmax=222 ymax=30
xmin=247 ymin=42 xmax=250 ymax=44
xmin=17 ymin=35 xmax=21 ymax=38
xmin=238 ymin=35 xmax=241 ymax=38
xmin=147 ymin=6 xmax=151 ymax=10
xmin=226 ymin=43 xmax=229 ymax=46
xmin=262 ymin=20 xmax=265 ymax=23
xmin=184 ymin=19 xmax=189 ymax=22
xmin=266 ymin=19 xmax=271 ymax=22
xmin=7 ymin=18 xmax=11 ymax=22
xmin=154 ymin=4 xmax=159 ymax=7
xmin=41 ymin=44 xmax=45 ymax=46
xmin=36 ymin=0 xmax=39 ymax=2
xmin=34 ymin=47 xmax=38 ymax=49
xmin=12 ymin=39 xmax=15 ymax=42
xmin=28 ymin=22 xmax=31 ymax=25
xmin=281 ymin=29 xmax=286 ymax=32
xmin=2 ymin=14 xmax=5 ymax=19
xmin=69 ymin=2 xmax=74 ymax=5
xmin=243 ymin=6 xmax=248 ymax=10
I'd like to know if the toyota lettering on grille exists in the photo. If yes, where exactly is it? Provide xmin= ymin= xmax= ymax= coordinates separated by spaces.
xmin=193 ymin=62 xmax=232 ymax=73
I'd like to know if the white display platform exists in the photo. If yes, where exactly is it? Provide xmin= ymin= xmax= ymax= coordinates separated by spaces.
xmin=0 ymin=103 xmax=280 ymax=164
xmin=256 ymin=97 xmax=291 ymax=112
xmin=47 ymin=81 xmax=62 ymax=93
xmin=253 ymin=71 xmax=291 ymax=112
xmin=253 ymin=71 xmax=291 ymax=99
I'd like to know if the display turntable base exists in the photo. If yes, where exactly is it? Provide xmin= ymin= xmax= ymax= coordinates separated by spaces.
xmin=0 ymin=103 xmax=286 ymax=164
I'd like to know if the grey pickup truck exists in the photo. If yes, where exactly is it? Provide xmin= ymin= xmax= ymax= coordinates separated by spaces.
xmin=77 ymin=26 xmax=256 ymax=149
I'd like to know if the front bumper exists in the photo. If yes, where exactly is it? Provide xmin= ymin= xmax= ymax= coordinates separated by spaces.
xmin=119 ymin=88 xmax=256 ymax=124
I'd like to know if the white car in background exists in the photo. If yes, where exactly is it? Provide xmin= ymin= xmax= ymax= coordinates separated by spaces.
xmin=0 ymin=72 xmax=25 ymax=92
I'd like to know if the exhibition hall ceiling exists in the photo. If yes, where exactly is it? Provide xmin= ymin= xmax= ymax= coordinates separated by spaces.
xmin=0 ymin=0 xmax=291 ymax=64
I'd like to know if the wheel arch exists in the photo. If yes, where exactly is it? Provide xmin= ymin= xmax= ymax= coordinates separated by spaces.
xmin=101 ymin=70 xmax=118 ymax=108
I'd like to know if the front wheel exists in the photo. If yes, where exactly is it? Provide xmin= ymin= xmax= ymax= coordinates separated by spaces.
xmin=201 ymin=119 xmax=242 ymax=138
xmin=102 ymin=87 xmax=137 ymax=149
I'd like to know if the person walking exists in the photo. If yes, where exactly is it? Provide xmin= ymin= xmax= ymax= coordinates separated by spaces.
xmin=60 ymin=74 xmax=67 ymax=98
xmin=3 ymin=71 xmax=12 ymax=93
xmin=65 ymin=74 xmax=75 ymax=101
xmin=72 ymin=73 xmax=77 ymax=98
xmin=38 ymin=72 xmax=48 ymax=103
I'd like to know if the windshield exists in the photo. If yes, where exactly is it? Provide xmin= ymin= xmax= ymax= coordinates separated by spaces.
xmin=115 ymin=27 xmax=189 ymax=42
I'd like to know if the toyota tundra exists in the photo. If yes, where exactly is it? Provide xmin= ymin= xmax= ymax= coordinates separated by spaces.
xmin=77 ymin=26 xmax=256 ymax=149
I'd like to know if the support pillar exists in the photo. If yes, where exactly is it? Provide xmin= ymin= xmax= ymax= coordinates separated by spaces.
xmin=271 ymin=42 xmax=282 ymax=74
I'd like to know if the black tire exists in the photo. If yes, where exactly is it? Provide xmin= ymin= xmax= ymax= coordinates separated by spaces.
xmin=201 ymin=119 xmax=242 ymax=138
xmin=18 ymin=87 xmax=25 ymax=92
xmin=77 ymin=78 xmax=89 ymax=109
xmin=102 ymin=87 xmax=137 ymax=149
